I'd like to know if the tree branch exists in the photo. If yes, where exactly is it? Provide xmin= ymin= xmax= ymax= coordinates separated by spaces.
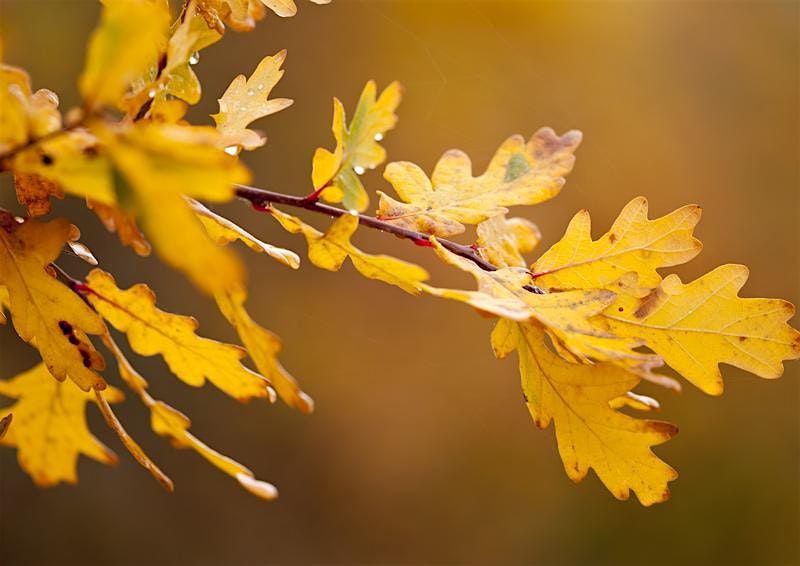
xmin=233 ymin=184 xmax=545 ymax=294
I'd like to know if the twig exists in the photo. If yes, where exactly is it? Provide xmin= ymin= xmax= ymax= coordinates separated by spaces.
xmin=233 ymin=184 xmax=545 ymax=294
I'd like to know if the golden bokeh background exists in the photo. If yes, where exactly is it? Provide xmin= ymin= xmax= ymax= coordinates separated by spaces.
xmin=0 ymin=1 xmax=798 ymax=564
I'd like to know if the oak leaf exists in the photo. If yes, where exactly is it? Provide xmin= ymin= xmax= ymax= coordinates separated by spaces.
xmin=0 ymin=363 xmax=122 ymax=487
xmin=0 ymin=216 xmax=106 ymax=390
xmin=491 ymin=321 xmax=677 ymax=506
xmin=216 ymin=288 xmax=313 ymax=414
xmin=532 ymin=197 xmax=702 ymax=290
xmin=476 ymin=214 xmax=541 ymax=268
xmin=377 ymin=128 xmax=581 ymax=237
xmin=270 ymin=208 xmax=429 ymax=294
xmin=598 ymin=265 xmax=800 ymax=395
xmin=313 ymin=81 xmax=402 ymax=211
xmin=189 ymin=198 xmax=300 ymax=269
xmin=103 ymin=333 xmax=278 ymax=498
xmin=163 ymin=2 xmax=222 ymax=105
xmin=212 ymin=51 xmax=293 ymax=151
xmin=85 ymin=270 xmax=274 ymax=402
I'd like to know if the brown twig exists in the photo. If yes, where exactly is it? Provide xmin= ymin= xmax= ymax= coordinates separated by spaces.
xmin=233 ymin=184 xmax=545 ymax=294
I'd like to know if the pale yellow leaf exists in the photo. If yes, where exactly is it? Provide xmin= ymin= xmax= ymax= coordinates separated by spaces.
xmin=378 ymin=128 xmax=581 ymax=236
xmin=212 ymin=51 xmax=293 ymax=150
xmin=189 ymin=198 xmax=300 ymax=269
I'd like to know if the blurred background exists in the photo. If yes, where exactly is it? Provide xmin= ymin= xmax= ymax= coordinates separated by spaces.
xmin=0 ymin=1 xmax=798 ymax=564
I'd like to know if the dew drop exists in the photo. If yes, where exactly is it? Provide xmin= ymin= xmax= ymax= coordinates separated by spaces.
xmin=189 ymin=51 xmax=200 ymax=65
xmin=373 ymin=132 xmax=384 ymax=142
xmin=354 ymin=165 xmax=365 ymax=175
xmin=147 ymin=88 xmax=157 ymax=99
xmin=246 ymin=88 xmax=255 ymax=96
xmin=224 ymin=145 xmax=240 ymax=156
xmin=257 ymin=83 xmax=265 ymax=91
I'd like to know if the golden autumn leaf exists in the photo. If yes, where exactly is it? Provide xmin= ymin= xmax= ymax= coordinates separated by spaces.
xmin=492 ymin=321 xmax=678 ymax=506
xmin=189 ymin=198 xmax=300 ymax=269
xmin=103 ymin=333 xmax=278 ymax=498
xmin=313 ymin=81 xmax=402 ymax=211
xmin=423 ymin=238 xmax=618 ymax=339
xmin=162 ymin=1 xmax=222 ymax=106
xmin=85 ymin=269 xmax=274 ymax=402
xmin=476 ymin=214 xmax=541 ymax=268
xmin=216 ymin=287 xmax=313 ymax=414
xmin=10 ymin=130 xmax=116 ymax=205
xmin=270 ymin=207 xmax=429 ymax=294
xmin=0 ymin=216 xmax=106 ymax=390
xmin=598 ymin=265 xmax=800 ymax=395
xmin=377 ymin=128 xmax=581 ymax=237
xmin=532 ymin=197 xmax=702 ymax=290
xmin=0 ymin=363 xmax=122 ymax=487
xmin=212 ymin=51 xmax=293 ymax=151
xmin=79 ymin=0 xmax=169 ymax=110
xmin=101 ymin=121 xmax=248 ymax=295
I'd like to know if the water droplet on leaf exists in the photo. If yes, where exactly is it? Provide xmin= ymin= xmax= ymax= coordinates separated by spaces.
xmin=354 ymin=166 xmax=365 ymax=175
xmin=189 ymin=51 xmax=200 ymax=65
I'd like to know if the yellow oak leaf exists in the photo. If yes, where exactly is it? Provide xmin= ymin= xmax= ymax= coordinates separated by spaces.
xmin=93 ymin=388 xmax=174 ymax=491
xmin=79 ymin=0 xmax=170 ymax=110
xmin=101 ymin=122 xmax=249 ymax=295
xmin=10 ymin=130 xmax=116 ymax=205
xmin=163 ymin=1 xmax=222 ymax=105
xmin=216 ymin=287 xmax=313 ymax=414
xmin=532 ymin=197 xmax=702 ymax=290
xmin=87 ymin=200 xmax=152 ymax=257
xmin=0 ymin=363 xmax=122 ymax=487
xmin=377 ymin=128 xmax=581 ymax=237
xmin=103 ymin=332 xmax=278 ymax=498
xmin=14 ymin=173 xmax=63 ymax=217
xmin=423 ymin=237 xmax=617 ymax=335
xmin=313 ymin=81 xmax=402 ymax=211
xmin=0 ymin=216 xmax=106 ymax=390
xmin=598 ymin=265 xmax=800 ymax=395
xmin=476 ymin=214 xmax=541 ymax=268
xmin=491 ymin=320 xmax=678 ymax=506
xmin=270 ymin=208 xmax=429 ymax=295
xmin=85 ymin=269 xmax=274 ymax=402
xmin=212 ymin=51 xmax=293 ymax=151
xmin=189 ymin=198 xmax=300 ymax=269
